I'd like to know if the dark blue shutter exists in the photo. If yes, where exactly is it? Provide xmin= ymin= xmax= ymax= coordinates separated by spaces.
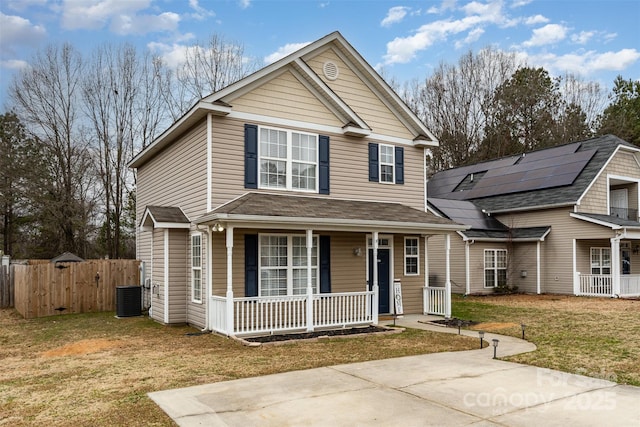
xmin=319 ymin=135 xmax=330 ymax=194
xmin=395 ymin=146 xmax=404 ymax=184
xmin=244 ymin=234 xmax=258 ymax=297
xmin=320 ymin=236 xmax=331 ymax=293
xmin=244 ymin=124 xmax=258 ymax=189
xmin=368 ymin=143 xmax=379 ymax=182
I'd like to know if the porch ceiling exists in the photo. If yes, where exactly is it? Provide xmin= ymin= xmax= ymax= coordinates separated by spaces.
xmin=195 ymin=192 xmax=468 ymax=234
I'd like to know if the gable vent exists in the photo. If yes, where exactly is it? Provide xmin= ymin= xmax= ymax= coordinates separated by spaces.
xmin=323 ymin=61 xmax=339 ymax=80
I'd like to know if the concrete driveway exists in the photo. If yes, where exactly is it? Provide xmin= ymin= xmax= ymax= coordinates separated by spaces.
xmin=149 ymin=316 xmax=640 ymax=426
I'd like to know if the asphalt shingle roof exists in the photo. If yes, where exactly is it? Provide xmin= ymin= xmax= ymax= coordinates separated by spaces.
xmin=146 ymin=206 xmax=189 ymax=224
xmin=428 ymin=135 xmax=635 ymax=213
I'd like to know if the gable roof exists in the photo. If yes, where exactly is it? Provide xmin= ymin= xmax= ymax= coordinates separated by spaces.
xmin=195 ymin=192 xmax=466 ymax=234
xmin=428 ymin=135 xmax=639 ymax=213
xmin=140 ymin=206 xmax=190 ymax=230
xmin=129 ymin=31 xmax=436 ymax=169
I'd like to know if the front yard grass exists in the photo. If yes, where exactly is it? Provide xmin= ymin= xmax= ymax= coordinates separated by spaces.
xmin=452 ymin=293 xmax=640 ymax=386
xmin=0 ymin=308 xmax=476 ymax=426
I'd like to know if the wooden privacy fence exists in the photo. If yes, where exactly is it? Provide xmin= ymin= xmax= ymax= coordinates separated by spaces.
xmin=1 ymin=265 xmax=14 ymax=308
xmin=14 ymin=260 xmax=140 ymax=319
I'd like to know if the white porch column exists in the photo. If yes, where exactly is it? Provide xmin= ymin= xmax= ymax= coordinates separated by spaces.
xmin=424 ymin=235 xmax=429 ymax=314
xmin=611 ymin=236 xmax=621 ymax=297
xmin=445 ymin=234 xmax=452 ymax=318
xmin=464 ymin=240 xmax=471 ymax=295
xmin=573 ymin=239 xmax=579 ymax=295
xmin=225 ymin=226 xmax=234 ymax=335
xmin=206 ymin=225 xmax=213 ymax=330
xmin=372 ymin=231 xmax=379 ymax=325
xmin=306 ymin=229 xmax=314 ymax=332
xmin=536 ymin=241 xmax=541 ymax=294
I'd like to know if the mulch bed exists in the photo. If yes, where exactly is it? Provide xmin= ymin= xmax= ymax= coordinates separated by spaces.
xmin=243 ymin=325 xmax=391 ymax=343
xmin=427 ymin=317 xmax=479 ymax=328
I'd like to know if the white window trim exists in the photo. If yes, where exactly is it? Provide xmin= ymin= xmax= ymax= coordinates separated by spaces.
xmin=484 ymin=249 xmax=507 ymax=288
xmin=379 ymin=143 xmax=395 ymax=184
xmin=258 ymin=125 xmax=319 ymax=193
xmin=191 ymin=232 xmax=203 ymax=303
xmin=590 ymin=247 xmax=611 ymax=275
xmin=404 ymin=237 xmax=419 ymax=276
xmin=258 ymin=233 xmax=319 ymax=296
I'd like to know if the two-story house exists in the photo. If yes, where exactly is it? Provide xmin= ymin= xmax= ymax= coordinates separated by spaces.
xmin=129 ymin=32 xmax=466 ymax=336
xmin=426 ymin=135 xmax=640 ymax=299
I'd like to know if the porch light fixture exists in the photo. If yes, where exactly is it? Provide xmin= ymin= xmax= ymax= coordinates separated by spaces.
xmin=353 ymin=247 xmax=362 ymax=257
xmin=634 ymin=245 xmax=639 ymax=255
xmin=212 ymin=223 xmax=225 ymax=232
xmin=521 ymin=323 xmax=526 ymax=340
xmin=492 ymin=338 xmax=499 ymax=359
xmin=478 ymin=330 xmax=485 ymax=349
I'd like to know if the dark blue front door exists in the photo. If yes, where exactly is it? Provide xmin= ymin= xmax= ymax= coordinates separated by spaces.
xmin=369 ymin=249 xmax=390 ymax=313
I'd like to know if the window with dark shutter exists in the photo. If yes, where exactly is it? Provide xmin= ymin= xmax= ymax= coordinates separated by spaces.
xmin=244 ymin=234 xmax=259 ymax=297
xmin=368 ymin=143 xmax=379 ymax=182
xmin=244 ymin=124 xmax=258 ymax=189
xmin=319 ymin=135 xmax=330 ymax=194
xmin=320 ymin=235 xmax=331 ymax=293
xmin=395 ymin=146 xmax=404 ymax=184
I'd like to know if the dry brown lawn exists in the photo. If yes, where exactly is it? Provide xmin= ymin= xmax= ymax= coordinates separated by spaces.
xmin=453 ymin=294 xmax=640 ymax=386
xmin=0 ymin=309 xmax=477 ymax=426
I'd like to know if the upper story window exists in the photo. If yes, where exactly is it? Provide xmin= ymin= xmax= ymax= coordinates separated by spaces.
xmin=369 ymin=142 xmax=404 ymax=185
xmin=259 ymin=126 xmax=318 ymax=192
xmin=245 ymin=124 xmax=329 ymax=194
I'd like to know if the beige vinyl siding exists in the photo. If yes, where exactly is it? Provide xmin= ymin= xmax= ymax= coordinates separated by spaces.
xmin=166 ymin=229 xmax=188 ymax=324
xmin=392 ymin=235 xmax=425 ymax=314
xmin=230 ymin=70 xmax=342 ymax=127
xmin=210 ymin=117 xmax=426 ymax=210
xmin=151 ymin=229 xmax=165 ymax=323
xmin=138 ymin=230 xmax=152 ymax=286
xmin=306 ymin=49 xmax=415 ymax=140
xmin=427 ymin=234 xmax=467 ymax=294
xmin=186 ymin=232 xmax=206 ymax=329
xmin=511 ymin=242 xmax=539 ymax=294
xmin=496 ymin=207 xmax=615 ymax=294
xmin=579 ymin=150 xmax=640 ymax=214
xmin=136 ymin=120 xmax=208 ymax=224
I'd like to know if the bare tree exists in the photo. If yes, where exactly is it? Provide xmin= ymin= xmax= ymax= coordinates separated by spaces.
xmin=9 ymin=43 xmax=96 ymax=257
xmin=400 ymin=47 xmax=520 ymax=170
xmin=161 ymin=34 xmax=259 ymax=120
xmin=559 ymin=73 xmax=607 ymax=133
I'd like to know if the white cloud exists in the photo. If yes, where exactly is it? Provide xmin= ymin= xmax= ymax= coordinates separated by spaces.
xmin=381 ymin=6 xmax=410 ymax=27
xmin=455 ymin=27 xmax=485 ymax=48
xmin=510 ymin=0 xmax=532 ymax=8
xmin=238 ymin=0 xmax=251 ymax=9
xmin=188 ymin=0 xmax=215 ymax=20
xmin=0 ymin=59 xmax=29 ymax=70
xmin=147 ymin=42 xmax=189 ymax=69
xmin=524 ymin=14 xmax=549 ymax=25
xmin=523 ymin=49 xmax=640 ymax=76
xmin=571 ymin=31 xmax=595 ymax=45
xmin=110 ymin=12 xmax=180 ymax=35
xmin=4 ymin=0 xmax=47 ymax=12
xmin=522 ymin=23 xmax=568 ymax=47
xmin=0 ymin=12 xmax=47 ymax=55
xmin=264 ymin=42 xmax=310 ymax=64
xmin=60 ymin=0 xmax=152 ymax=30
xmin=427 ymin=0 xmax=456 ymax=14
xmin=383 ymin=0 xmax=508 ymax=64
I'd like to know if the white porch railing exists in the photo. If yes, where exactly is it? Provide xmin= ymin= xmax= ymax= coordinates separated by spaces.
xmin=577 ymin=274 xmax=613 ymax=297
xmin=577 ymin=274 xmax=640 ymax=297
xmin=210 ymin=291 xmax=375 ymax=336
xmin=620 ymin=275 xmax=640 ymax=297
xmin=209 ymin=296 xmax=228 ymax=335
xmin=424 ymin=286 xmax=448 ymax=316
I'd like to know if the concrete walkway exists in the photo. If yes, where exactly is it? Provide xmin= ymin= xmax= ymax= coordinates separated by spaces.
xmin=149 ymin=315 xmax=640 ymax=426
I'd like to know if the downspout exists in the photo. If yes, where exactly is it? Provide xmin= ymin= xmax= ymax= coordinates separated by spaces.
xmin=207 ymin=113 xmax=212 ymax=212
xmin=536 ymin=240 xmax=541 ymax=294
xmin=164 ymin=228 xmax=169 ymax=324
xmin=423 ymin=147 xmax=428 ymax=212
xmin=197 ymin=224 xmax=212 ymax=332
xmin=445 ymin=234 xmax=451 ymax=318
xmin=464 ymin=239 xmax=474 ymax=295
xmin=572 ymin=239 xmax=579 ymax=295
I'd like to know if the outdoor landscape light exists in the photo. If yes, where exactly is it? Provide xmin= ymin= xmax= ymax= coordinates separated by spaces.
xmin=457 ymin=319 xmax=462 ymax=335
xmin=478 ymin=330 xmax=485 ymax=349
xmin=521 ymin=323 xmax=526 ymax=340
xmin=492 ymin=338 xmax=499 ymax=359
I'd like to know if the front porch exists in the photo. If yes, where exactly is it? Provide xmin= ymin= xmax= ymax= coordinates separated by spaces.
xmin=196 ymin=193 xmax=464 ymax=337
xmin=576 ymin=274 xmax=640 ymax=298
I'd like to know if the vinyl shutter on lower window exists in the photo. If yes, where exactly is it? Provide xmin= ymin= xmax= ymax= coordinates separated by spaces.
xmin=319 ymin=235 xmax=331 ymax=293
xmin=244 ymin=234 xmax=258 ymax=297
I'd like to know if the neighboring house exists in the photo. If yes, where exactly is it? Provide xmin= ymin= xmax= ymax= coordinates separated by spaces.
xmin=427 ymin=134 xmax=640 ymax=299
xmin=129 ymin=32 xmax=466 ymax=336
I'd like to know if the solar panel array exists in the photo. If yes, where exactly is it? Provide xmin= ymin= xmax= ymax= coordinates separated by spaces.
xmin=428 ymin=141 xmax=595 ymax=200
xmin=429 ymin=198 xmax=506 ymax=230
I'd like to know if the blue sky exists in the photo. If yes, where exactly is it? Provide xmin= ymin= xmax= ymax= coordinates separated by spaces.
xmin=1 ymin=0 xmax=639 ymax=109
